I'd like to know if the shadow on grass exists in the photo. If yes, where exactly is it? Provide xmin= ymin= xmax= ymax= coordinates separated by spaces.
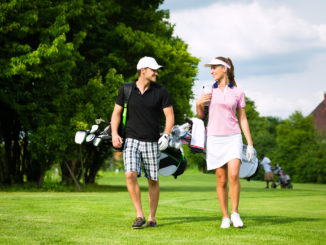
xmin=0 ymin=184 xmax=129 ymax=193
xmin=0 ymin=183 xmax=301 ymax=193
xmin=88 ymin=184 xmax=302 ymax=193
xmin=240 ymin=186 xmax=296 ymax=192
xmin=87 ymin=185 xmax=215 ymax=193
xmin=159 ymin=216 xmax=218 ymax=226
xmin=86 ymin=185 xmax=288 ymax=193
xmin=0 ymin=184 xmax=299 ymax=193
xmin=160 ymin=186 xmax=215 ymax=192
xmin=159 ymin=215 xmax=320 ymax=227
xmin=70 ymin=185 xmax=211 ymax=193
xmin=245 ymin=215 xmax=321 ymax=226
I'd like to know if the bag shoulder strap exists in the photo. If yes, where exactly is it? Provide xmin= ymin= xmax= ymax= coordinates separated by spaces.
xmin=122 ymin=83 xmax=134 ymax=127
xmin=123 ymin=83 xmax=134 ymax=103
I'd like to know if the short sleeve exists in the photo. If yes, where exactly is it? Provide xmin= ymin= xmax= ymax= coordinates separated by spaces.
xmin=160 ymin=87 xmax=173 ymax=108
xmin=115 ymin=86 xmax=124 ymax=106
xmin=237 ymin=90 xmax=246 ymax=108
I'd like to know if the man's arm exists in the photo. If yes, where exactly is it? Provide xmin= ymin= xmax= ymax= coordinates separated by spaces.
xmin=162 ymin=105 xmax=174 ymax=135
xmin=110 ymin=104 xmax=124 ymax=148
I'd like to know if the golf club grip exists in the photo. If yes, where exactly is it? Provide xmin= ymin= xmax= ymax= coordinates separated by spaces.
xmin=184 ymin=118 xmax=193 ymax=125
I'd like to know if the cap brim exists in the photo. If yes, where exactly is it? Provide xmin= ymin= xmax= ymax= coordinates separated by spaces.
xmin=137 ymin=65 xmax=163 ymax=70
xmin=149 ymin=65 xmax=163 ymax=70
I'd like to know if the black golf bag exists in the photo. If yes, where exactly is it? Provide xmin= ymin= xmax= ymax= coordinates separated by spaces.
xmin=75 ymin=119 xmax=188 ymax=179
xmin=159 ymin=147 xmax=187 ymax=179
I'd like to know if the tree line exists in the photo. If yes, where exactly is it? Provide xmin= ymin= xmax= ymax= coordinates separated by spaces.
xmin=0 ymin=0 xmax=198 ymax=186
xmin=248 ymin=96 xmax=326 ymax=183
xmin=1 ymin=0 xmax=325 ymax=187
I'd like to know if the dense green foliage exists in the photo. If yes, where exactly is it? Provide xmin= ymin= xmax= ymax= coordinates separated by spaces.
xmin=1 ymin=1 xmax=324 ymax=186
xmin=273 ymin=112 xmax=326 ymax=183
xmin=242 ymin=101 xmax=326 ymax=183
xmin=1 ymin=172 xmax=325 ymax=244
xmin=0 ymin=0 xmax=199 ymax=185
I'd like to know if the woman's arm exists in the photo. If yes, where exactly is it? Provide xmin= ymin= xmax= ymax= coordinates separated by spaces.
xmin=237 ymin=107 xmax=253 ymax=146
xmin=196 ymin=93 xmax=211 ymax=119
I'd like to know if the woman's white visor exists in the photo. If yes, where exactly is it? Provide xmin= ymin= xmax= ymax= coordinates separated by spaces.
xmin=204 ymin=58 xmax=230 ymax=69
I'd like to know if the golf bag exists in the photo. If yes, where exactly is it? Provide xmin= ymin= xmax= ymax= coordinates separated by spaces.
xmin=159 ymin=147 xmax=187 ymax=179
xmin=74 ymin=119 xmax=112 ymax=147
xmin=272 ymin=164 xmax=293 ymax=189
xmin=175 ymin=118 xmax=261 ymax=181
xmin=75 ymin=119 xmax=188 ymax=178
xmin=239 ymin=145 xmax=261 ymax=181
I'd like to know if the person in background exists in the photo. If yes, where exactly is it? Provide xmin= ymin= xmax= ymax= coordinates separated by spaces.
xmin=260 ymin=154 xmax=276 ymax=189
xmin=111 ymin=56 xmax=174 ymax=229
xmin=196 ymin=56 xmax=255 ymax=229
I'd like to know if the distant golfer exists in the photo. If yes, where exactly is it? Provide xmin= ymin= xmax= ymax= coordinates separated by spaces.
xmin=111 ymin=56 xmax=174 ymax=228
xmin=196 ymin=56 xmax=255 ymax=229
xmin=260 ymin=154 xmax=276 ymax=188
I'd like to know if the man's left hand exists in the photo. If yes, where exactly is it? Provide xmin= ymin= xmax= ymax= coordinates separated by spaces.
xmin=158 ymin=133 xmax=169 ymax=151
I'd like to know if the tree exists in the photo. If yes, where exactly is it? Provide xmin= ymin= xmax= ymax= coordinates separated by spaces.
xmin=0 ymin=0 xmax=199 ymax=185
xmin=0 ymin=0 xmax=79 ymax=185
xmin=274 ymin=111 xmax=326 ymax=183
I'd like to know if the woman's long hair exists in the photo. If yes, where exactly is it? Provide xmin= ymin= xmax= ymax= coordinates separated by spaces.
xmin=216 ymin=56 xmax=237 ymax=87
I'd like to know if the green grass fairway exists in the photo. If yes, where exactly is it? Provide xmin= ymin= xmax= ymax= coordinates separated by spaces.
xmin=1 ymin=172 xmax=325 ymax=245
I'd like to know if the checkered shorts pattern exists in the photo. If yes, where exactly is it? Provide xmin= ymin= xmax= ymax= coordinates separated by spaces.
xmin=123 ymin=138 xmax=160 ymax=181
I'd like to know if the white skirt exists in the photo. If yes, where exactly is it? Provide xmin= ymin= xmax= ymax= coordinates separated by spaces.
xmin=206 ymin=134 xmax=243 ymax=170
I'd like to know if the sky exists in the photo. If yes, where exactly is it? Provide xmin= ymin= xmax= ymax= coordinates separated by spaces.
xmin=159 ymin=0 xmax=326 ymax=119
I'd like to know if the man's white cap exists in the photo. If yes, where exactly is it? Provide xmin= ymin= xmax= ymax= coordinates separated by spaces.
xmin=204 ymin=58 xmax=230 ymax=69
xmin=137 ymin=56 xmax=163 ymax=70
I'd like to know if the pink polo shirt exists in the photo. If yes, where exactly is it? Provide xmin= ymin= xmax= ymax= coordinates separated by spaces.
xmin=206 ymin=86 xmax=246 ymax=136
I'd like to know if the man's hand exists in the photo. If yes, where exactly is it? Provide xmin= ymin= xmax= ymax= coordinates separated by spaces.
xmin=158 ymin=133 xmax=169 ymax=151
xmin=246 ymin=145 xmax=255 ymax=162
xmin=112 ymin=133 xmax=123 ymax=149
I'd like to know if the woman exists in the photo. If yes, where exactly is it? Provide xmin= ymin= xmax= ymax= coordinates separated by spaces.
xmin=196 ymin=57 xmax=254 ymax=228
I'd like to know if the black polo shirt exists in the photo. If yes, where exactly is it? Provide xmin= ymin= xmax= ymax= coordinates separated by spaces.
xmin=116 ymin=82 xmax=173 ymax=141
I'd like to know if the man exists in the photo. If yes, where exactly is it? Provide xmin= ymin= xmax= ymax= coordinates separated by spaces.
xmin=260 ymin=154 xmax=276 ymax=189
xmin=111 ymin=56 xmax=174 ymax=229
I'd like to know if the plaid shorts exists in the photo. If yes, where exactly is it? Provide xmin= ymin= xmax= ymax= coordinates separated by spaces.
xmin=123 ymin=138 xmax=160 ymax=181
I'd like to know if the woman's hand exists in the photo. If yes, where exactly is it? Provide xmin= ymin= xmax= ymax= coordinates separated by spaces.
xmin=196 ymin=93 xmax=212 ymax=106
xmin=246 ymin=145 xmax=255 ymax=162
xmin=196 ymin=93 xmax=212 ymax=119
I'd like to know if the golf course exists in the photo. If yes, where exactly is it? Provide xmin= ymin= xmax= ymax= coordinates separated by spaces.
xmin=1 ymin=171 xmax=325 ymax=245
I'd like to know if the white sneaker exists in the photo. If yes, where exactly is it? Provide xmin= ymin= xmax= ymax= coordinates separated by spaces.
xmin=231 ymin=212 xmax=243 ymax=228
xmin=220 ymin=217 xmax=231 ymax=229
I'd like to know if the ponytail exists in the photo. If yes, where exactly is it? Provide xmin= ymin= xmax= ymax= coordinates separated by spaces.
xmin=216 ymin=56 xmax=237 ymax=87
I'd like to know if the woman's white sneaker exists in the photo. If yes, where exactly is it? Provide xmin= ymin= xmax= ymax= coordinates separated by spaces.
xmin=231 ymin=212 xmax=243 ymax=228
xmin=220 ymin=217 xmax=231 ymax=228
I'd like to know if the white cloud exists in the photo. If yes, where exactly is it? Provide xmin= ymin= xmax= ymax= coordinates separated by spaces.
xmin=238 ymin=53 xmax=326 ymax=118
xmin=170 ymin=2 xmax=326 ymax=61
xmin=168 ymin=1 xmax=326 ymax=118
